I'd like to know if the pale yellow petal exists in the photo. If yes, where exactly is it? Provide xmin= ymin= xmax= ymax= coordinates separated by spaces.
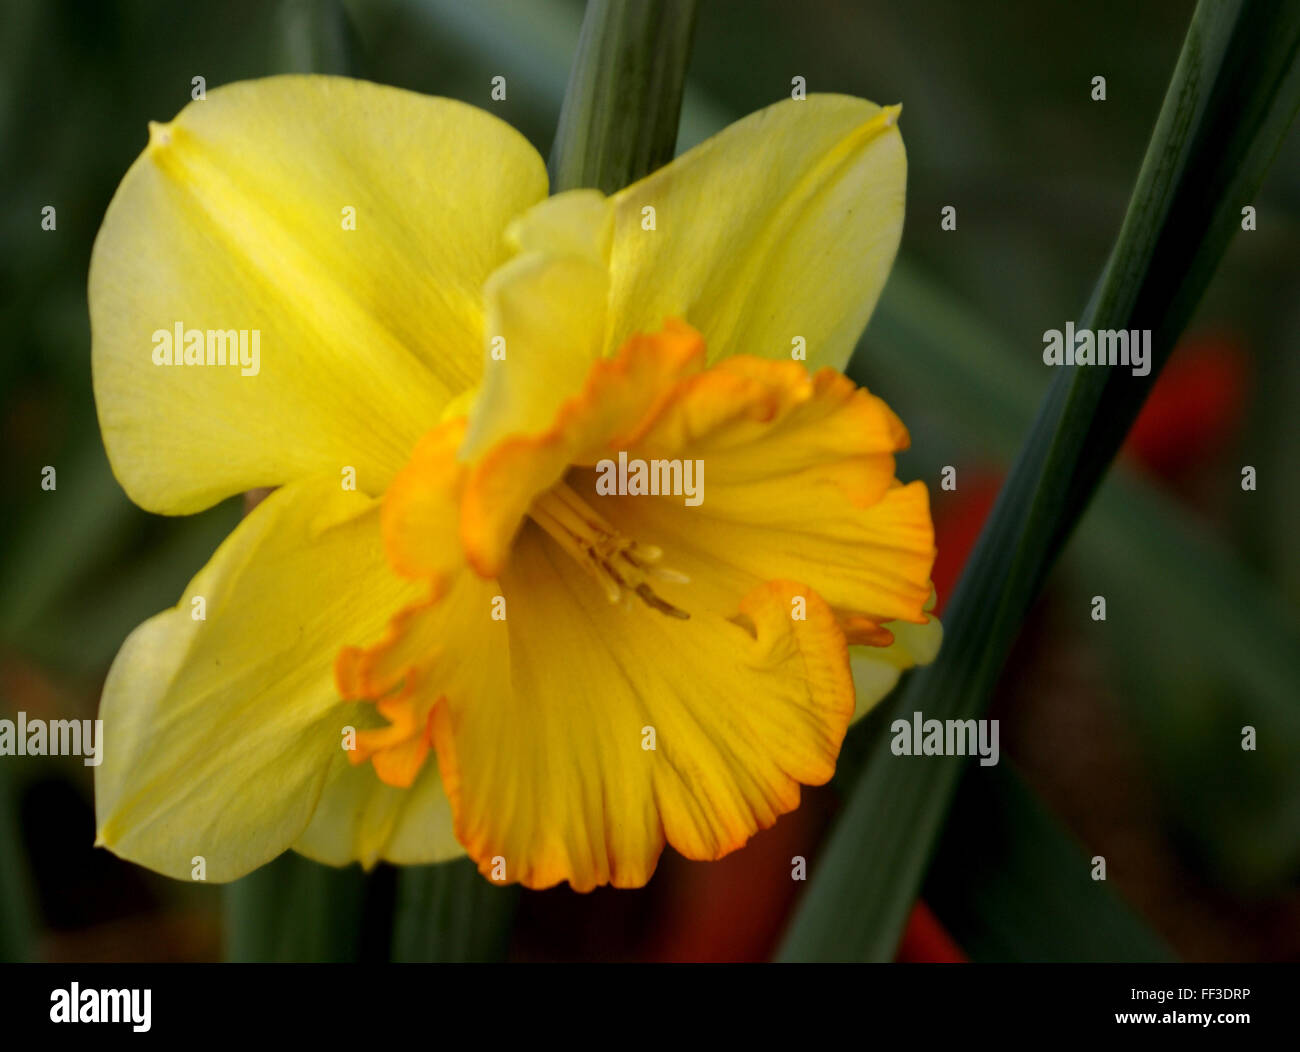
xmin=850 ymin=611 xmax=944 ymax=721
xmin=461 ymin=191 xmax=615 ymax=458
xmin=293 ymin=755 xmax=462 ymax=869
xmin=506 ymin=188 xmax=612 ymax=263
xmin=94 ymin=477 xmax=425 ymax=881
xmin=90 ymin=75 xmax=547 ymax=514
xmin=607 ymin=95 xmax=905 ymax=370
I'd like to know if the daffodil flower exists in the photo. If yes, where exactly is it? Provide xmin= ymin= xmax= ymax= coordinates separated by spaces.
xmin=90 ymin=76 xmax=939 ymax=891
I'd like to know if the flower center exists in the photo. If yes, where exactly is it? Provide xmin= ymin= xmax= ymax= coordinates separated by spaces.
xmin=527 ymin=479 xmax=690 ymax=618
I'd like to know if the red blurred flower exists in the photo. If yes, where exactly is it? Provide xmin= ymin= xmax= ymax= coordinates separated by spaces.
xmin=1123 ymin=332 xmax=1249 ymax=478
xmin=896 ymin=901 xmax=968 ymax=963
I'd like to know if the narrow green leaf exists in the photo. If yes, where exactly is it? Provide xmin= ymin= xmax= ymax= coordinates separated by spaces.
xmin=548 ymin=0 xmax=699 ymax=193
xmin=862 ymin=265 xmax=1300 ymax=892
xmin=391 ymin=859 xmax=518 ymax=962
xmin=779 ymin=0 xmax=1300 ymax=961
xmin=1052 ymin=0 xmax=1300 ymax=538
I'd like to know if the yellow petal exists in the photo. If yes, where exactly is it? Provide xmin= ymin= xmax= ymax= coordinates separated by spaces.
xmin=348 ymin=326 xmax=937 ymax=889
xmin=585 ymin=358 xmax=934 ymax=630
xmin=607 ymin=96 xmax=905 ymax=370
xmin=426 ymin=528 xmax=854 ymax=891
xmin=94 ymin=477 xmax=425 ymax=881
xmin=293 ymin=755 xmax=462 ymax=869
xmin=458 ymin=320 xmax=705 ymax=576
xmin=334 ymin=564 xmax=504 ymax=792
xmin=461 ymin=191 xmax=615 ymax=458
xmin=380 ymin=417 xmax=470 ymax=582
xmin=90 ymin=75 xmax=547 ymax=514
xmin=506 ymin=188 xmax=613 ymax=263
xmin=463 ymin=258 xmax=608 ymax=458
xmin=850 ymin=610 xmax=944 ymax=721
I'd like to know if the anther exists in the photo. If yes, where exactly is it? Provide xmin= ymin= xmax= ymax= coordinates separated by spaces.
xmin=529 ymin=482 xmax=690 ymax=618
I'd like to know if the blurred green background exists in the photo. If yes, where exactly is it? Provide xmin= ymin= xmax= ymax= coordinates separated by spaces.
xmin=1 ymin=0 xmax=1297 ymax=961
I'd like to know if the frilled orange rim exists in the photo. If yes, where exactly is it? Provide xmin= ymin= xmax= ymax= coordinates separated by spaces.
xmin=332 ymin=317 xmax=937 ymax=890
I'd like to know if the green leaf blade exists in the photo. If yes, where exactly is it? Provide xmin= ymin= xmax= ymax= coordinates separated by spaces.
xmin=779 ymin=0 xmax=1300 ymax=962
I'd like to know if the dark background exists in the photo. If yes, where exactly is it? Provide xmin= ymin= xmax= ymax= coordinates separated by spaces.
xmin=1 ymin=0 xmax=1297 ymax=961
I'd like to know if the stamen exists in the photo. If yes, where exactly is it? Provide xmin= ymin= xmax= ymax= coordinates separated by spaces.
xmin=529 ymin=481 xmax=690 ymax=618
xmin=647 ymin=566 xmax=692 ymax=585
xmin=635 ymin=583 xmax=690 ymax=620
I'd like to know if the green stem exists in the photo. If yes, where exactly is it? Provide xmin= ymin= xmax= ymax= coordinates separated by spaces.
xmin=224 ymin=852 xmax=367 ymax=962
xmin=549 ymin=0 xmax=699 ymax=193
xmin=389 ymin=0 xmax=700 ymax=962
xmin=275 ymin=0 xmax=355 ymax=75
xmin=391 ymin=860 xmax=518 ymax=962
